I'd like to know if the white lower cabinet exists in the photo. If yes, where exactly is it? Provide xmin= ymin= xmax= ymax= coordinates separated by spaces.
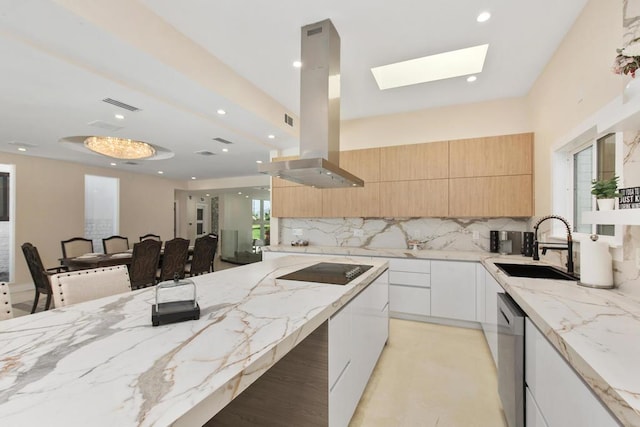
xmin=525 ymin=318 xmax=621 ymax=427
xmin=483 ymin=267 xmax=502 ymax=367
xmin=526 ymin=386 xmax=549 ymax=427
xmin=430 ymin=260 xmax=477 ymax=322
xmin=329 ymin=271 xmax=389 ymax=427
xmin=386 ymin=258 xmax=431 ymax=318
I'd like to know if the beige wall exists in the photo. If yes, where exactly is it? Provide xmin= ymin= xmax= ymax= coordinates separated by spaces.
xmin=1 ymin=152 xmax=183 ymax=285
xmin=341 ymin=97 xmax=532 ymax=150
xmin=528 ymin=0 xmax=623 ymax=215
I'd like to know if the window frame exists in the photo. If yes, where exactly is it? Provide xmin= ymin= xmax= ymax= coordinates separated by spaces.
xmin=553 ymin=129 xmax=623 ymax=247
xmin=0 ymin=172 xmax=8 ymax=222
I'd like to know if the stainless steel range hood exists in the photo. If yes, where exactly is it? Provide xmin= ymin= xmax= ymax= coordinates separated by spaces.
xmin=259 ymin=19 xmax=364 ymax=188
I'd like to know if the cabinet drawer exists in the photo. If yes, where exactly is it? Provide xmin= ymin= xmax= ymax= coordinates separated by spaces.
xmin=389 ymin=258 xmax=430 ymax=273
xmin=389 ymin=285 xmax=431 ymax=316
xmin=389 ymin=271 xmax=430 ymax=288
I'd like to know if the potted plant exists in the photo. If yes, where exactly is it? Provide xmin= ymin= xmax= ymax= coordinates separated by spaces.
xmin=591 ymin=176 xmax=620 ymax=210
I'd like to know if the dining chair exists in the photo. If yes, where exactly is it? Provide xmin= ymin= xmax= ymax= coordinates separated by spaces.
xmin=0 ymin=282 xmax=13 ymax=320
xmin=185 ymin=235 xmax=217 ymax=277
xmin=102 ymin=235 xmax=129 ymax=254
xmin=129 ymin=239 xmax=161 ymax=290
xmin=50 ymin=265 xmax=132 ymax=307
xmin=61 ymin=237 xmax=94 ymax=259
xmin=158 ymin=238 xmax=190 ymax=282
xmin=139 ymin=233 xmax=161 ymax=242
xmin=21 ymin=242 xmax=65 ymax=313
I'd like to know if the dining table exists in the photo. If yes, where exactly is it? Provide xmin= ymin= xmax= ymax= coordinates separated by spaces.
xmin=60 ymin=247 xmax=195 ymax=270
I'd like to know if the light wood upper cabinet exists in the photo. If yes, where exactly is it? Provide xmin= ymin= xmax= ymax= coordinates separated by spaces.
xmin=380 ymin=141 xmax=449 ymax=181
xmin=449 ymin=133 xmax=533 ymax=178
xmin=338 ymin=148 xmax=381 ymax=182
xmin=449 ymin=175 xmax=532 ymax=217
xmin=323 ymin=184 xmax=380 ymax=217
xmin=380 ymin=180 xmax=448 ymax=217
xmin=271 ymin=186 xmax=323 ymax=218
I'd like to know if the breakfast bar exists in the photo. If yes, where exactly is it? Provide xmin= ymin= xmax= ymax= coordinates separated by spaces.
xmin=0 ymin=256 xmax=389 ymax=426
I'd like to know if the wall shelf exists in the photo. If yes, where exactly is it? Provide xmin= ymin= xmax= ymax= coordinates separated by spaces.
xmin=582 ymin=209 xmax=640 ymax=225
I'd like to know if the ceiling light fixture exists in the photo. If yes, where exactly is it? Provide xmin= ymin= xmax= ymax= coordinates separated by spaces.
xmin=256 ymin=160 xmax=263 ymax=164
xmin=467 ymin=75 xmax=477 ymax=82
xmin=217 ymin=109 xmax=226 ymax=115
xmin=293 ymin=61 xmax=302 ymax=68
xmin=191 ymin=176 xmax=196 ymax=180
xmin=477 ymin=11 xmax=491 ymax=23
xmin=84 ymin=136 xmax=155 ymax=159
xmin=158 ymin=171 xmax=164 ymax=174
xmin=110 ymin=162 xmax=117 ymax=166
xmin=371 ymin=44 xmax=489 ymax=89
xmin=267 ymin=134 xmax=275 ymax=139
xmin=114 ymin=114 xmax=125 ymax=120
xmin=18 ymin=147 xmax=27 ymax=152
xmin=222 ymin=148 xmax=229 ymax=152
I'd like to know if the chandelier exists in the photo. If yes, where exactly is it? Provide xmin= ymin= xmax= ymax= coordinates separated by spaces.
xmin=84 ymin=136 xmax=156 ymax=160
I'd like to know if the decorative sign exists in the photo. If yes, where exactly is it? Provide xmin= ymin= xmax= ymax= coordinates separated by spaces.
xmin=619 ymin=187 xmax=640 ymax=209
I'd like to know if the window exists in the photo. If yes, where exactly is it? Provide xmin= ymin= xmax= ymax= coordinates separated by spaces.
xmin=556 ymin=131 xmax=622 ymax=245
xmin=252 ymin=199 xmax=271 ymax=243
xmin=0 ymin=172 xmax=8 ymax=222
xmin=85 ymin=175 xmax=119 ymax=252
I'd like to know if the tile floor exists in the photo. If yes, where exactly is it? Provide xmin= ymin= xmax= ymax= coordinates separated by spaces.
xmin=350 ymin=319 xmax=507 ymax=427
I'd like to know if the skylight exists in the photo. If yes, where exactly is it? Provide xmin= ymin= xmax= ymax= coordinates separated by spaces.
xmin=371 ymin=44 xmax=489 ymax=90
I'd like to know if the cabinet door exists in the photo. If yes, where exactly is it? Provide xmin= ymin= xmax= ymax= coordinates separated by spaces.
xmin=322 ymin=183 xmax=380 ymax=217
xmin=338 ymin=148 xmax=381 ymax=182
xmin=430 ymin=261 xmax=476 ymax=321
xmin=526 ymin=387 xmax=549 ymax=427
xmin=271 ymin=186 xmax=323 ymax=218
xmin=380 ymin=140 xmax=449 ymax=181
xmin=483 ymin=269 xmax=502 ymax=368
xmin=379 ymin=180 xmax=448 ymax=217
xmin=449 ymin=175 xmax=532 ymax=217
xmin=449 ymin=133 xmax=533 ymax=178
xmin=525 ymin=319 xmax=621 ymax=427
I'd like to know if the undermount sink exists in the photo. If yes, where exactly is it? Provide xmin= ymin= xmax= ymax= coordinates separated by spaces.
xmin=495 ymin=263 xmax=579 ymax=281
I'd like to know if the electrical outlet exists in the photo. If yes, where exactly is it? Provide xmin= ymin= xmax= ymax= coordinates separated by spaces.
xmin=293 ymin=229 xmax=303 ymax=237
xmin=472 ymin=231 xmax=480 ymax=240
xmin=636 ymin=248 xmax=640 ymax=269
xmin=353 ymin=229 xmax=364 ymax=237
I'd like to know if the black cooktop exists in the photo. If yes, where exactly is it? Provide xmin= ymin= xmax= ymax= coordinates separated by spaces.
xmin=277 ymin=262 xmax=373 ymax=285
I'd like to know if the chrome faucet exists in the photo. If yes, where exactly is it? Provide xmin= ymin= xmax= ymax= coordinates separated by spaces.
xmin=532 ymin=215 xmax=574 ymax=275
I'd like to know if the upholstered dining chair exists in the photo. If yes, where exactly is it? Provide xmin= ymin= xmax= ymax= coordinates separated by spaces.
xmin=102 ymin=235 xmax=129 ymax=254
xmin=21 ymin=242 xmax=65 ymax=313
xmin=61 ymin=237 xmax=94 ymax=259
xmin=0 ymin=282 xmax=13 ymax=320
xmin=185 ymin=235 xmax=217 ymax=277
xmin=50 ymin=265 xmax=132 ymax=308
xmin=139 ymin=233 xmax=161 ymax=242
xmin=158 ymin=238 xmax=190 ymax=282
xmin=129 ymin=239 xmax=161 ymax=290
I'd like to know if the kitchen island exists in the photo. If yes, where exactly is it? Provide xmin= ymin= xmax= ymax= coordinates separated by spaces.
xmin=0 ymin=256 xmax=389 ymax=426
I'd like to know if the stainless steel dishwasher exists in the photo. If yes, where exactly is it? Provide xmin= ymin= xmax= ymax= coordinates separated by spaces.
xmin=497 ymin=292 xmax=525 ymax=427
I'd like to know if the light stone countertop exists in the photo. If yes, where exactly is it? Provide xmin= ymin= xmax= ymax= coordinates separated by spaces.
xmin=266 ymin=245 xmax=640 ymax=426
xmin=0 ymin=256 xmax=388 ymax=427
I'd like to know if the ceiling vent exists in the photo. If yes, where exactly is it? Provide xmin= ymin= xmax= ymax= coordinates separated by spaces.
xmin=102 ymin=98 xmax=142 ymax=112
xmin=195 ymin=150 xmax=216 ymax=156
xmin=213 ymin=137 xmax=234 ymax=144
xmin=87 ymin=120 xmax=124 ymax=132
xmin=7 ymin=141 xmax=38 ymax=148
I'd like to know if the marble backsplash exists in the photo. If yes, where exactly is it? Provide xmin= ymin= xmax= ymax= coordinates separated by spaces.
xmin=280 ymin=217 xmax=529 ymax=252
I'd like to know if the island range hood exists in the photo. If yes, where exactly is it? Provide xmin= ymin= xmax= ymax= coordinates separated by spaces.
xmin=258 ymin=19 xmax=364 ymax=188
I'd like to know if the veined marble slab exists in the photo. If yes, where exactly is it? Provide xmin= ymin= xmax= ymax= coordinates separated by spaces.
xmin=0 ymin=256 xmax=388 ymax=427
xmin=484 ymin=258 xmax=640 ymax=427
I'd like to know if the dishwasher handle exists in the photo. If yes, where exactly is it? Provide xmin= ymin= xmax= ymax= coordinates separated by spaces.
xmin=497 ymin=293 xmax=525 ymax=334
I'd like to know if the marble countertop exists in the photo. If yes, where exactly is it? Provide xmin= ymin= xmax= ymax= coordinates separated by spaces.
xmin=0 ymin=256 xmax=388 ymax=426
xmin=482 ymin=258 xmax=640 ymax=427
xmin=267 ymin=245 xmax=640 ymax=426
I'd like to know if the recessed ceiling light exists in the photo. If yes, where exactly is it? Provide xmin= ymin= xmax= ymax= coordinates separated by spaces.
xmin=238 ymin=192 xmax=242 ymax=195
xmin=217 ymin=109 xmax=226 ymax=115
xmin=245 ymin=195 xmax=249 ymax=198
xmin=114 ymin=114 xmax=125 ymax=120
xmin=158 ymin=171 xmax=164 ymax=174
xmin=17 ymin=147 xmax=27 ymax=152
xmin=267 ymin=134 xmax=275 ymax=139
xmin=110 ymin=162 xmax=117 ymax=166
xmin=205 ymin=193 xmax=210 ymax=197
xmin=191 ymin=176 xmax=196 ymax=180
xmin=293 ymin=60 xmax=302 ymax=68
xmin=467 ymin=75 xmax=477 ymax=82
xmin=326 ymin=172 xmax=332 ymax=175
xmin=222 ymin=148 xmax=229 ymax=152
xmin=371 ymin=44 xmax=489 ymax=89
xmin=477 ymin=11 xmax=491 ymax=23
xmin=256 ymin=160 xmax=263 ymax=164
